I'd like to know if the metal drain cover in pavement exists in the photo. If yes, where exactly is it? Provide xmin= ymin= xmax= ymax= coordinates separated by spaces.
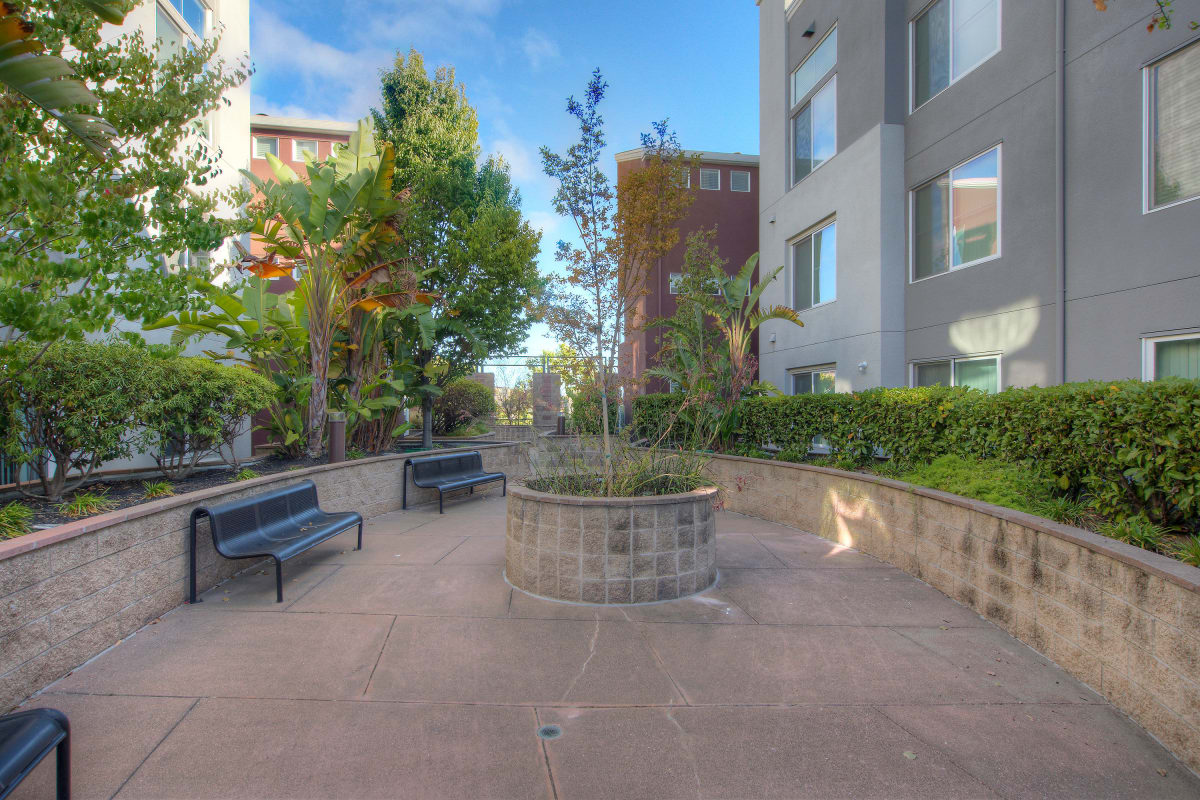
xmin=536 ymin=724 xmax=563 ymax=740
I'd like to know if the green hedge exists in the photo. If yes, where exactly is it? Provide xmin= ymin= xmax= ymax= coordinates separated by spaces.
xmin=431 ymin=378 xmax=496 ymax=435
xmin=568 ymin=386 xmax=618 ymax=435
xmin=634 ymin=379 xmax=1200 ymax=529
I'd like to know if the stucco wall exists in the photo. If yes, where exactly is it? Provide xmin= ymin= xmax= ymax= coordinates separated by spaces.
xmin=0 ymin=443 xmax=528 ymax=712
xmin=705 ymin=452 xmax=1200 ymax=772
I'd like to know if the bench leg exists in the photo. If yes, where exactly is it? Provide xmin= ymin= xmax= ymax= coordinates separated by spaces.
xmin=56 ymin=728 xmax=70 ymax=800
xmin=503 ymin=477 xmax=507 ymax=497
xmin=356 ymin=522 xmax=363 ymax=550
xmin=188 ymin=511 xmax=202 ymax=604
xmin=275 ymin=560 xmax=284 ymax=603
xmin=439 ymin=490 xmax=444 ymax=514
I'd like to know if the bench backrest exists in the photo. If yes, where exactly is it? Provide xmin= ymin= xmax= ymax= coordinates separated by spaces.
xmin=198 ymin=480 xmax=322 ymax=547
xmin=410 ymin=451 xmax=484 ymax=485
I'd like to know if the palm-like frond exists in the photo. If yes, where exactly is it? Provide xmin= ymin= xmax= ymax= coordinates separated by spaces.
xmin=0 ymin=3 xmax=125 ymax=158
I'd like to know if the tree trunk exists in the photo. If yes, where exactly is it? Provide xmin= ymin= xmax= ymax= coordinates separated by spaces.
xmin=307 ymin=334 xmax=329 ymax=460
xmin=421 ymin=392 xmax=434 ymax=449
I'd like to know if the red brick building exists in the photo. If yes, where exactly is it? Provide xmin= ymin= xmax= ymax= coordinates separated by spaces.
xmin=617 ymin=149 xmax=760 ymax=416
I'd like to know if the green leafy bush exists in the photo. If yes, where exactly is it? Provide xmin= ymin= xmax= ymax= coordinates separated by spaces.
xmin=2 ymin=341 xmax=152 ymax=502
xmin=568 ymin=386 xmax=618 ymax=435
xmin=142 ymin=357 xmax=276 ymax=479
xmin=431 ymin=379 xmax=496 ymax=435
xmin=56 ymin=489 xmax=116 ymax=519
xmin=233 ymin=467 xmax=260 ymax=482
xmin=1173 ymin=536 xmax=1200 ymax=567
xmin=0 ymin=502 xmax=33 ymax=540
xmin=1097 ymin=516 xmax=1171 ymax=553
xmin=635 ymin=378 xmax=1200 ymax=530
xmin=142 ymin=480 xmax=175 ymax=500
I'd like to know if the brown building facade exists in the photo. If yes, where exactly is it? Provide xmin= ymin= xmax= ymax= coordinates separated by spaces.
xmin=617 ymin=149 xmax=760 ymax=417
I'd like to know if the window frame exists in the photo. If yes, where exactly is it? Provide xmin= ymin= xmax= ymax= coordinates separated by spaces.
xmin=789 ymin=26 xmax=838 ymax=188
xmin=788 ymin=365 xmax=837 ymax=396
xmin=668 ymin=272 xmax=682 ymax=295
xmin=292 ymin=138 xmax=319 ymax=161
xmin=908 ymin=0 xmax=1002 ymax=113
xmin=1142 ymin=38 xmax=1200 ymax=214
xmin=908 ymin=143 xmax=1002 ymax=284
xmin=253 ymin=136 xmax=279 ymax=160
xmin=157 ymin=0 xmax=207 ymax=44
xmin=699 ymin=167 xmax=721 ymax=191
xmin=1141 ymin=331 xmax=1200 ymax=380
xmin=731 ymin=170 xmax=752 ymax=192
xmin=789 ymin=218 xmax=837 ymax=312
xmin=909 ymin=353 xmax=1002 ymax=391
xmin=677 ymin=168 xmax=691 ymax=189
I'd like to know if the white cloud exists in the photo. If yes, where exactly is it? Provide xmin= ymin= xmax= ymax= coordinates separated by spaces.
xmin=520 ymin=28 xmax=559 ymax=70
xmin=526 ymin=210 xmax=562 ymax=241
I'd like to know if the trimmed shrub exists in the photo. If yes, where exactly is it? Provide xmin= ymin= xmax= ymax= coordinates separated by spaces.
xmin=895 ymin=455 xmax=1054 ymax=516
xmin=431 ymin=378 xmax=496 ymax=435
xmin=2 ymin=340 xmax=151 ymax=502
xmin=568 ymin=386 xmax=618 ymax=435
xmin=142 ymin=357 xmax=276 ymax=479
xmin=633 ymin=378 xmax=1200 ymax=530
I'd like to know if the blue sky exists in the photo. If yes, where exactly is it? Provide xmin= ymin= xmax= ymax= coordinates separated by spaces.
xmin=249 ymin=0 xmax=759 ymax=357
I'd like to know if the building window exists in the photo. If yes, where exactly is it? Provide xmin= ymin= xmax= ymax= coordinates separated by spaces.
xmin=911 ymin=0 xmax=1000 ymax=110
xmin=293 ymin=139 xmax=319 ymax=160
xmin=254 ymin=136 xmax=279 ymax=159
xmin=1143 ymin=334 xmax=1200 ymax=380
xmin=791 ymin=366 xmax=836 ymax=395
xmin=668 ymin=273 xmax=682 ymax=294
xmin=677 ymin=168 xmax=691 ymax=188
xmin=791 ymin=27 xmax=836 ymax=185
xmin=1145 ymin=40 xmax=1200 ymax=211
xmin=911 ymin=145 xmax=999 ymax=281
xmin=791 ymin=26 xmax=836 ymax=106
xmin=699 ymin=168 xmax=720 ymax=190
xmin=912 ymin=354 xmax=1000 ymax=393
xmin=792 ymin=220 xmax=836 ymax=311
xmin=164 ymin=0 xmax=206 ymax=37
xmin=731 ymin=170 xmax=751 ymax=192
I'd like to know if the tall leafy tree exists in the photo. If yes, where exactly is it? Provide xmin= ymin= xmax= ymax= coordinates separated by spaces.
xmin=372 ymin=49 xmax=542 ymax=447
xmin=540 ymin=69 xmax=693 ymax=489
xmin=0 ymin=0 xmax=249 ymax=378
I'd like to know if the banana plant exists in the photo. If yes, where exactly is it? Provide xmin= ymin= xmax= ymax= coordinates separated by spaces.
xmin=0 ymin=1 xmax=126 ymax=157
xmin=242 ymin=117 xmax=428 ymax=458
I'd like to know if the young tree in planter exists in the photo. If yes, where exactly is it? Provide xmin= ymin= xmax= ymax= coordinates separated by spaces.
xmin=0 ymin=0 xmax=249 ymax=380
xmin=373 ymin=50 xmax=543 ymax=448
xmin=242 ymin=119 xmax=429 ymax=458
xmin=540 ymin=69 xmax=694 ymax=491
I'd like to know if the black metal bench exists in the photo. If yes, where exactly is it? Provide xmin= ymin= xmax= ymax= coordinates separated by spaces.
xmin=0 ymin=708 xmax=69 ymax=800
xmin=189 ymin=480 xmax=362 ymax=604
xmin=403 ymin=451 xmax=505 ymax=513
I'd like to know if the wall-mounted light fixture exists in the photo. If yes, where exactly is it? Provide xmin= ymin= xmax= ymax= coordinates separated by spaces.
xmin=857 ymin=361 xmax=868 ymax=373
xmin=769 ymin=215 xmax=776 ymax=224
xmin=769 ymin=333 xmax=777 ymax=343
xmin=802 ymin=22 xmax=816 ymax=38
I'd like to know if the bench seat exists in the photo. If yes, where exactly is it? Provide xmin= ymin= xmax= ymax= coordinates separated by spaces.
xmin=404 ymin=451 xmax=506 ymax=513
xmin=0 ymin=708 xmax=69 ymax=800
xmin=189 ymin=480 xmax=362 ymax=603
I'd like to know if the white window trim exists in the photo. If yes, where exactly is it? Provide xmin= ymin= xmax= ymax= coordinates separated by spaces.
xmin=909 ymin=353 xmax=1002 ymax=389
xmin=789 ymin=217 xmax=837 ymax=311
xmin=253 ymin=135 xmax=279 ymax=160
xmin=908 ymin=0 xmax=1002 ymax=113
xmin=699 ymin=168 xmax=721 ymax=191
xmin=908 ymin=143 xmax=1002 ymax=284
xmin=1142 ymin=41 xmax=1200 ymax=214
xmin=1141 ymin=331 xmax=1200 ymax=380
xmin=292 ymin=138 xmax=319 ymax=161
xmin=668 ymin=272 xmax=682 ymax=294
xmin=156 ymin=0 xmax=208 ymax=45
xmin=791 ymin=75 xmax=837 ymax=188
xmin=731 ymin=170 xmax=752 ymax=192
xmin=787 ymin=364 xmax=837 ymax=395
xmin=678 ymin=169 xmax=691 ymax=189
xmin=790 ymin=25 xmax=837 ymax=108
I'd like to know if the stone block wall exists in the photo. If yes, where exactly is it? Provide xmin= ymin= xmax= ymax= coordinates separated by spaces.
xmin=704 ymin=453 xmax=1200 ymax=773
xmin=0 ymin=443 xmax=528 ymax=711
xmin=506 ymin=486 xmax=717 ymax=604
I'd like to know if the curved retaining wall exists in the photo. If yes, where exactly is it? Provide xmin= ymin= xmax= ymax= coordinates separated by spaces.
xmin=704 ymin=453 xmax=1200 ymax=773
xmin=0 ymin=442 xmax=527 ymax=711
xmin=505 ymin=485 xmax=718 ymax=604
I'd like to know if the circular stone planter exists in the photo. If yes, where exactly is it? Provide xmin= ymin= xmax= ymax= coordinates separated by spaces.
xmin=505 ymin=484 xmax=718 ymax=604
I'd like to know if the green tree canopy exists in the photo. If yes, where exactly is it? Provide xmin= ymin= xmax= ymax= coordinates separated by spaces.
xmin=0 ymin=0 xmax=249 ymax=375
xmin=371 ymin=49 xmax=542 ymax=446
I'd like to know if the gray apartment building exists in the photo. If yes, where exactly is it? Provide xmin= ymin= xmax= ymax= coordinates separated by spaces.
xmin=756 ymin=0 xmax=1200 ymax=397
